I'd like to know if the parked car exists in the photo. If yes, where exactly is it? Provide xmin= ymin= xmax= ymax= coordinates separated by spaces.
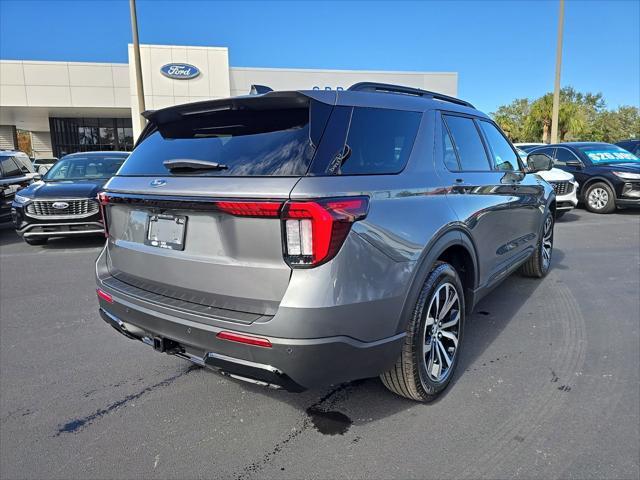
xmin=12 ymin=151 xmax=128 ymax=245
xmin=95 ymin=83 xmax=556 ymax=402
xmin=32 ymin=157 xmax=58 ymax=175
xmin=514 ymin=142 xmax=545 ymax=152
xmin=516 ymin=148 xmax=578 ymax=217
xmin=1 ymin=150 xmax=39 ymax=223
xmin=615 ymin=139 xmax=640 ymax=156
xmin=530 ymin=142 xmax=640 ymax=213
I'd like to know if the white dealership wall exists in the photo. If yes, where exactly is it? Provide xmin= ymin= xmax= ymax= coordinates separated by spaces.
xmin=0 ymin=43 xmax=458 ymax=156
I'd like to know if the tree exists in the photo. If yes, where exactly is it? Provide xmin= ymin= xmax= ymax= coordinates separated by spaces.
xmin=492 ymin=98 xmax=531 ymax=142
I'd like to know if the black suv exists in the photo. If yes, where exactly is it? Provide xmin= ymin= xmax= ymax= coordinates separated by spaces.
xmin=530 ymin=142 xmax=640 ymax=213
xmin=1 ymin=150 xmax=39 ymax=223
xmin=12 ymin=151 xmax=128 ymax=245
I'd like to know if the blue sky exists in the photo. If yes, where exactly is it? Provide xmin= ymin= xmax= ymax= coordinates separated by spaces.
xmin=1 ymin=0 xmax=638 ymax=113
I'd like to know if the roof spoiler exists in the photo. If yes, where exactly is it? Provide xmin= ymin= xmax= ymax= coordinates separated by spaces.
xmin=249 ymin=84 xmax=274 ymax=95
xmin=348 ymin=82 xmax=474 ymax=109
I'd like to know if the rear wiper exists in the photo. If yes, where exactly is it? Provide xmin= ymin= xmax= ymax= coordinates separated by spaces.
xmin=163 ymin=159 xmax=228 ymax=171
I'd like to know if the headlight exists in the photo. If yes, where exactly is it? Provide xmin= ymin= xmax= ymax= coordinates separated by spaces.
xmin=13 ymin=193 xmax=31 ymax=205
xmin=612 ymin=171 xmax=640 ymax=180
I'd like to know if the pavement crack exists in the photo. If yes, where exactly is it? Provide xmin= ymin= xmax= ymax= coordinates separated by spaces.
xmin=54 ymin=365 xmax=200 ymax=436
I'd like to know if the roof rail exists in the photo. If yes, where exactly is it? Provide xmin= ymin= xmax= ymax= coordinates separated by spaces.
xmin=347 ymin=82 xmax=475 ymax=109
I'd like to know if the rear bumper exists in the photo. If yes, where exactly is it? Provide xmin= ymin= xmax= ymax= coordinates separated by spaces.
xmin=98 ymin=302 xmax=403 ymax=391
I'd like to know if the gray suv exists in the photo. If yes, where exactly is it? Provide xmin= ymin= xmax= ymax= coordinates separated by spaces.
xmin=96 ymin=83 xmax=556 ymax=401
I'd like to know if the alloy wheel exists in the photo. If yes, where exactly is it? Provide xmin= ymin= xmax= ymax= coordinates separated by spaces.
xmin=541 ymin=215 xmax=553 ymax=270
xmin=422 ymin=283 xmax=460 ymax=382
xmin=588 ymin=187 xmax=609 ymax=211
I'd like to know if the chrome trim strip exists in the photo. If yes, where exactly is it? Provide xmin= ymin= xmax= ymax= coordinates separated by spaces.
xmin=206 ymin=351 xmax=281 ymax=374
xmin=18 ymin=221 xmax=103 ymax=233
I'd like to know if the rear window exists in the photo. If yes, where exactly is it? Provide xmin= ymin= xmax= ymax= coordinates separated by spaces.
xmin=118 ymin=104 xmax=324 ymax=177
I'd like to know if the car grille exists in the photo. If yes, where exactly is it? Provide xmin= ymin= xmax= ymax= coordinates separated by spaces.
xmin=550 ymin=181 xmax=573 ymax=196
xmin=26 ymin=199 xmax=99 ymax=218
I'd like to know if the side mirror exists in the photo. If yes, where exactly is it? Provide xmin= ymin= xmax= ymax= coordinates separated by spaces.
xmin=527 ymin=153 xmax=553 ymax=173
xmin=565 ymin=159 xmax=583 ymax=168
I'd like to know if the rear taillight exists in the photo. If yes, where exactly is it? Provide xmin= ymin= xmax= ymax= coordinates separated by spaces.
xmin=282 ymin=197 xmax=369 ymax=267
xmin=215 ymin=201 xmax=282 ymax=217
xmin=97 ymin=192 xmax=110 ymax=238
xmin=216 ymin=331 xmax=272 ymax=348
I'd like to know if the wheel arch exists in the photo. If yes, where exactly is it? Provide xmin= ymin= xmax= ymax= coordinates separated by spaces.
xmin=579 ymin=176 xmax=616 ymax=200
xmin=395 ymin=227 xmax=479 ymax=334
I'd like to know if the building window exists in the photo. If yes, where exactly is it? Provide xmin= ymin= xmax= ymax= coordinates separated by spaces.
xmin=49 ymin=117 xmax=134 ymax=158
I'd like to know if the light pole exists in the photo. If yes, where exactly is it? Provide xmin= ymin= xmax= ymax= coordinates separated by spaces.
xmin=550 ymin=0 xmax=565 ymax=144
xmin=130 ymin=0 xmax=146 ymax=136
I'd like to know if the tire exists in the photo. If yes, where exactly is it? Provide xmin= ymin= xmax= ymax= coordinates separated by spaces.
xmin=584 ymin=182 xmax=616 ymax=214
xmin=24 ymin=237 xmax=47 ymax=246
xmin=520 ymin=211 xmax=553 ymax=278
xmin=381 ymin=261 xmax=465 ymax=402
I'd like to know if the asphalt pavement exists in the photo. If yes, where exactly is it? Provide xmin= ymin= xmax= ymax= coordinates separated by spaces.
xmin=1 ymin=208 xmax=638 ymax=479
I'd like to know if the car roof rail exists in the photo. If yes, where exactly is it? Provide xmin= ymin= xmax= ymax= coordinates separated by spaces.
xmin=347 ymin=82 xmax=475 ymax=109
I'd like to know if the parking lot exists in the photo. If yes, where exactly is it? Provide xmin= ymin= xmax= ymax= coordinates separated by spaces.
xmin=0 ymin=208 xmax=638 ymax=479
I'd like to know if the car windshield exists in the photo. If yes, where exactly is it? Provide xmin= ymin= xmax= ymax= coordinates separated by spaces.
xmin=516 ymin=148 xmax=528 ymax=163
xmin=44 ymin=155 xmax=126 ymax=181
xmin=578 ymin=145 xmax=639 ymax=164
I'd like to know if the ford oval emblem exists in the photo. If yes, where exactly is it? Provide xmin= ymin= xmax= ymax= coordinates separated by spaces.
xmin=150 ymin=179 xmax=167 ymax=187
xmin=52 ymin=201 xmax=69 ymax=209
xmin=160 ymin=63 xmax=200 ymax=80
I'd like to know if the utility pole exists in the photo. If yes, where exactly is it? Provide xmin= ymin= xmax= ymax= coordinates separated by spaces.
xmin=550 ymin=0 xmax=565 ymax=144
xmin=130 ymin=0 xmax=146 ymax=136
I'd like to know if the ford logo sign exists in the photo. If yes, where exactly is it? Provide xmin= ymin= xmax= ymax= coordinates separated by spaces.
xmin=160 ymin=63 xmax=200 ymax=80
xmin=52 ymin=201 xmax=69 ymax=210
xmin=150 ymin=179 xmax=167 ymax=187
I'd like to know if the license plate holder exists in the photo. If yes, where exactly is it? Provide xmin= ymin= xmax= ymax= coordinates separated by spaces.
xmin=145 ymin=214 xmax=187 ymax=251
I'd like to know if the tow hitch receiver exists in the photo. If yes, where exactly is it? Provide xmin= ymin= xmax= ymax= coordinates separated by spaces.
xmin=153 ymin=337 xmax=183 ymax=355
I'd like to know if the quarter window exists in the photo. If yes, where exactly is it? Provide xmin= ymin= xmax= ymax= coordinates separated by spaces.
xmin=479 ymin=121 xmax=518 ymax=171
xmin=443 ymin=115 xmax=491 ymax=171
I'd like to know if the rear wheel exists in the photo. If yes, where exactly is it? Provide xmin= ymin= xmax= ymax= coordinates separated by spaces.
xmin=520 ymin=212 xmax=553 ymax=278
xmin=24 ymin=237 xmax=47 ymax=246
xmin=584 ymin=182 xmax=616 ymax=214
xmin=381 ymin=261 xmax=465 ymax=402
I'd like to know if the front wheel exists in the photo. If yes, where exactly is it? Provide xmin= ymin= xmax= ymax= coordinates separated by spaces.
xmin=381 ymin=261 xmax=465 ymax=402
xmin=520 ymin=212 xmax=553 ymax=278
xmin=584 ymin=182 xmax=616 ymax=214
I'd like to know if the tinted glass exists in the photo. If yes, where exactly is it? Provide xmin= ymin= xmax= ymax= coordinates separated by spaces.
xmin=442 ymin=124 xmax=459 ymax=170
xmin=577 ymin=145 xmax=639 ymax=164
xmin=479 ymin=121 xmax=518 ymax=171
xmin=0 ymin=157 xmax=21 ymax=177
xmin=338 ymin=107 xmax=421 ymax=175
xmin=443 ymin=115 xmax=490 ymax=171
xmin=118 ymin=107 xmax=318 ymax=177
xmin=553 ymin=147 xmax=580 ymax=166
xmin=45 ymin=155 xmax=127 ymax=180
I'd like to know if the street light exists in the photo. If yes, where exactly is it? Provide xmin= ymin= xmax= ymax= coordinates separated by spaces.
xmin=550 ymin=0 xmax=565 ymax=144
xmin=130 ymin=0 xmax=146 ymax=136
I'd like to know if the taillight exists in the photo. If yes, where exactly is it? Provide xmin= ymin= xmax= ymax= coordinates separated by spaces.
xmin=282 ymin=196 xmax=369 ymax=267
xmin=215 ymin=201 xmax=282 ymax=217
xmin=97 ymin=192 xmax=110 ymax=238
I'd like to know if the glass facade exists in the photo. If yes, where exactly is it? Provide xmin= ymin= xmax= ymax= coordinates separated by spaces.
xmin=49 ymin=117 xmax=134 ymax=158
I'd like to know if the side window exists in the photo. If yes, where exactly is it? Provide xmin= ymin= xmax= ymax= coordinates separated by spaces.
xmin=15 ymin=154 xmax=33 ymax=174
xmin=441 ymin=121 xmax=459 ymax=170
xmin=339 ymin=107 xmax=422 ymax=175
xmin=0 ymin=157 xmax=22 ymax=177
xmin=478 ymin=121 xmax=519 ymax=171
xmin=554 ymin=148 xmax=579 ymax=166
xmin=443 ymin=115 xmax=491 ymax=171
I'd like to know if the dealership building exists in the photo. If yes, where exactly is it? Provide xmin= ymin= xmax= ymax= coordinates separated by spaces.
xmin=0 ymin=44 xmax=458 ymax=158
